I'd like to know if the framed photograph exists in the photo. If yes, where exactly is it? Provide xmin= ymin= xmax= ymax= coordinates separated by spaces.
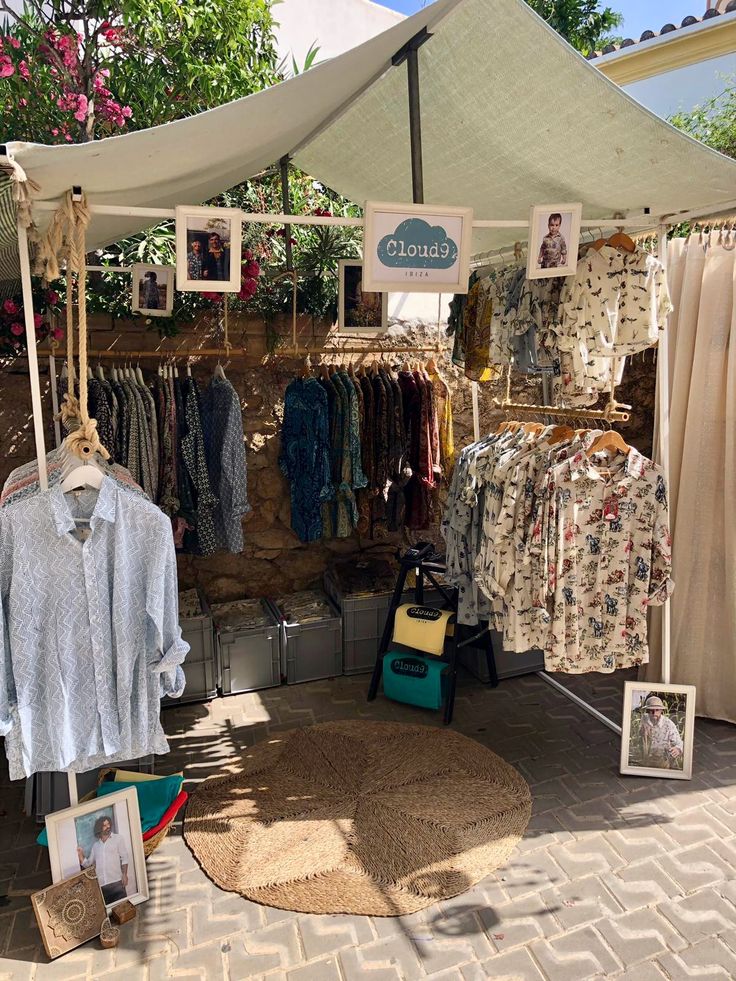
xmin=620 ymin=682 xmax=696 ymax=780
xmin=362 ymin=201 xmax=474 ymax=294
xmin=527 ymin=202 xmax=582 ymax=280
xmin=31 ymin=868 xmax=106 ymax=960
xmin=44 ymin=788 xmax=149 ymax=910
xmin=131 ymin=263 xmax=175 ymax=317
xmin=338 ymin=260 xmax=388 ymax=332
xmin=176 ymin=205 xmax=242 ymax=293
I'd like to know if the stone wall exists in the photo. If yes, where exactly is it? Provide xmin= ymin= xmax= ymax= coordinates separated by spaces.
xmin=0 ymin=313 xmax=657 ymax=604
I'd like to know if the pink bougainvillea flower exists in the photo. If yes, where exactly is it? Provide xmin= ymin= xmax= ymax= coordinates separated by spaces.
xmin=33 ymin=313 xmax=43 ymax=328
xmin=65 ymin=134 xmax=73 ymax=142
xmin=243 ymin=248 xmax=253 ymax=261
xmin=18 ymin=60 xmax=29 ymax=79
xmin=0 ymin=55 xmax=15 ymax=78
xmin=202 ymin=291 xmax=223 ymax=302
xmin=51 ymin=128 xmax=59 ymax=137
xmin=19 ymin=97 xmax=27 ymax=107
xmin=74 ymin=94 xmax=88 ymax=122
xmin=52 ymin=326 xmax=64 ymax=341
xmin=243 ymin=260 xmax=260 ymax=279
xmin=10 ymin=323 xmax=24 ymax=336
xmin=238 ymin=277 xmax=258 ymax=301
xmin=6 ymin=36 xmax=20 ymax=49
xmin=2 ymin=299 xmax=18 ymax=315
xmin=47 ymin=290 xmax=60 ymax=305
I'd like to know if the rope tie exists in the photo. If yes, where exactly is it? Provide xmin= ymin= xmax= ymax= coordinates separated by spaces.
xmin=223 ymin=295 xmax=232 ymax=357
xmin=43 ymin=191 xmax=109 ymax=461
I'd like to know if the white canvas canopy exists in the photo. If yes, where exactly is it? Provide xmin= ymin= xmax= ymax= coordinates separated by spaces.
xmin=3 ymin=0 xmax=736 ymax=271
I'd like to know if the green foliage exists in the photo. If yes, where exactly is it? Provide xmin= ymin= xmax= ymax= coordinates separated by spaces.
xmin=525 ymin=0 xmax=622 ymax=55
xmin=670 ymin=82 xmax=736 ymax=161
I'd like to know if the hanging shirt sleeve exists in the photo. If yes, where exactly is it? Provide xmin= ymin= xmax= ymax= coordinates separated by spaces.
xmin=146 ymin=517 xmax=190 ymax=698
xmin=0 ymin=515 xmax=15 ymax=737
xmin=646 ymin=480 xmax=675 ymax=607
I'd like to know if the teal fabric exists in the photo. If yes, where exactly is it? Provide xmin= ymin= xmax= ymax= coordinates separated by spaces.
xmin=382 ymin=650 xmax=447 ymax=711
xmin=37 ymin=774 xmax=183 ymax=846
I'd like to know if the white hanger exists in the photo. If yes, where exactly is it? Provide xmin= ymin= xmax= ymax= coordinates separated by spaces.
xmin=87 ymin=366 xmax=93 ymax=380
xmin=111 ymin=364 xmax=118 ymax=382
xmin=96 ymin=364 xmax=105 ymax=381
xmin=214 ymin=360 xmax=226 ymax=380
xmin=60 ymin=457 xmax=104 ymax=494
xmin=157 ymin=363 xmax=163 ymax=377
xmin=173 ymin=363 xmax=179 ymax=378
xmin=135 ymin=364 xmax=145 ymax=386
xmin=186 ymin=360 xmax=192 ymax=377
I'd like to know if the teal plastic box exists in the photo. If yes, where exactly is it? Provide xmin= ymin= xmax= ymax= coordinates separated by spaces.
xmin=382 ymin=650 xmax=447 ymax=710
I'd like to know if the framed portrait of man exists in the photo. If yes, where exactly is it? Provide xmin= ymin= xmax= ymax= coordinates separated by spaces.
xmin=338 ymin=260 xmax=387 ymax=332
xmin=44 ymin=788 xmax=149 ymax=910
xmin=131 ymin=263 xmax=175 ymax=317
xmin=620 ymin=682 xmax=696 ymax=780
xmin=175 ymin=206 xmax=242 ymax=293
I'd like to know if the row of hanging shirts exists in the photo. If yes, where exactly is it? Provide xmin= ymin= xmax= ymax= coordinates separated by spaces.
xmin=279 ymin=355 xmax=455 ymax=544
xmin=442 ymin=418 xmax=673 ymax=676
xmin=56 ymin=356 xmax=249 ymax=556
xmin=449 ymin=232 xmax=672 ymax=407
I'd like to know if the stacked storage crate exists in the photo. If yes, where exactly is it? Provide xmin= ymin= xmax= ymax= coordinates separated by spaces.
xmin=163 ymin=588 xmax=217 ymax=706
xmin=211 ymin=598 xmax=281 ymax=695
xmin=271 ymin=591 xmax=342 ymax=684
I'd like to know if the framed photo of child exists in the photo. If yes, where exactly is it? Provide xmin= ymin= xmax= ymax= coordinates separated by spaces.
xmin=527 ymin=203 xmax=582 ymax=280
xmin=620 ymin=682 xmax=696 ymax=780
xmin=175 ymin=206 xmax=242 ymax=293
xmin=131 ymin=264 xmax=175 ymax=317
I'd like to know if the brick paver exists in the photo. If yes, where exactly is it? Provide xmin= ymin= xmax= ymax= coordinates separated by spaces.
xmin=1 ymin=670 xmax=735 ymax=979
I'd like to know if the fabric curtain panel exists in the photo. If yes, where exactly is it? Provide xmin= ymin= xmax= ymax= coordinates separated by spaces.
xmin=646 ymin=232 xmax=736 ymax=723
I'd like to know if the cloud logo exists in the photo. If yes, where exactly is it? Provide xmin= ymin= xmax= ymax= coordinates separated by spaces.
xmin=377 ymin=218 xmax=458 ymax=269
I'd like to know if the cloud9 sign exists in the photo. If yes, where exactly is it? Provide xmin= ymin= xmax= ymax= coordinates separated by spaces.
xmin=362 ymin=202 xmax=474 ymax=294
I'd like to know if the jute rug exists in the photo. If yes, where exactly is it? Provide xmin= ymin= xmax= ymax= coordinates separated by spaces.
xmin=184 ymin=720 xmax=531 ymax=916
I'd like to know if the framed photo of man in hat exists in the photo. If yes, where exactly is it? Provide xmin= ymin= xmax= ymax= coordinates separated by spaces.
xmin=620 ymin=682 xmax=696 ymax=780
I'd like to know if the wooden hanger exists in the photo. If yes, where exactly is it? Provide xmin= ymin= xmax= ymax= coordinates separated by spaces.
xmin=607 ymin=230 xmax=636 ymax=254
xmin=548 ymin=424 xmax=574 ymax=445
xmin=426 ymin=356 xmax=437 ymax=374
xmin=588 ymin=430 xmax=630 ymax=457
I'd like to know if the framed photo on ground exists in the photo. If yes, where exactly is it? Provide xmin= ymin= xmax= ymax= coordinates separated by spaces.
xmin=620 ymin=682 xmax=696 ymax=780
xmin=44 ymin=788 xmax=149 ymax=910
xmin=338 ymin=260 xmax=388 ymax=332
xmin=527 ymin=203 xmax=582 ymax=280
xmin=131 ymin=263 xmax=175 ymax=317
xmin=362 ymin=201 xmax=474 ymax=294
xmin=176 ymin=206 xmax=242 ymax=293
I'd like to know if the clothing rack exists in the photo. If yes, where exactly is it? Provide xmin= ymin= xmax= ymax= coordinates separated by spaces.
xmin=493 ymin=399 xmax=631 ymax=424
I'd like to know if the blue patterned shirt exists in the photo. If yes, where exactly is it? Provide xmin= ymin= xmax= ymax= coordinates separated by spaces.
xmin=0 ymin=477 xmax=189 ymax=780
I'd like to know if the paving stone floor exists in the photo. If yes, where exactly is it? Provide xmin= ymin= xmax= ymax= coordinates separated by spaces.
xmin=2 ymin=669 xmax=736 ymax=980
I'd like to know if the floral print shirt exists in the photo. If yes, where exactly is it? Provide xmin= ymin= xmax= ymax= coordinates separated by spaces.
xmin=530 ymin=447 xmax=674 ymax=673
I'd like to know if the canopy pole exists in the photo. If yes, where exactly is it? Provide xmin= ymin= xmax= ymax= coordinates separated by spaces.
xmin=392 ymin=27 xmax=431 ymax=205
xmin=279 ymin=155 xmax=293 ymax=272
xmin=17 ymin=219 xmax=48 ymax=491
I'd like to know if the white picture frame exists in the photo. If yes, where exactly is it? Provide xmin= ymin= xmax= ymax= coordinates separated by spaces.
xmin=175 ymin=205 xmax=242 ymax=293
xmin=44 ymin=787 xmax=149 ymax=911
xmin=526 ymin=202 xmax=582 ymax=280
xmin=620 ymin=681 xmax=696 ymax=781
xmin=362 ymin=201 xmax=474 ymax=294
xmin=338 ymin=259 xmax=388 ymax=332
xmin=131 ymin=263 xmax=175 ymax=317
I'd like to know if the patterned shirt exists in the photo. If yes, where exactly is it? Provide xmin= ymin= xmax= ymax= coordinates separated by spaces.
xmin=201 ymin=375 xmax=250 ymax=553
xmin=530 ymin=447 xmax=673 ymax=673
xmin=0 ymin=478 xmax=188 ymax=780
xmin=538 ymin=231 xmax=567 ymax=269
xmin=639 ymin=714 xmax=683 ymax=766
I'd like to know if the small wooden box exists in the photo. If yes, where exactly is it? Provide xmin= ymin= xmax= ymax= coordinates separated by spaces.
xmin=110 ymin=899 xmax=137 ymax=925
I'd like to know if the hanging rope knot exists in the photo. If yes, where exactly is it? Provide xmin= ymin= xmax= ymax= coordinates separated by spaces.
xmin=55 ymin=390 xmax=80 ymax=427
xmin=64 ymin=417 xmax=110 ymax=462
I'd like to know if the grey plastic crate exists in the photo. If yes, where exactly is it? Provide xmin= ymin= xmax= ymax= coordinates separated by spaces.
xmin=31 ymin=756 xmax=155 ymax=820
xmin=273 ymin=594 xmax=343 ymax=684
xmin=324 ymin=571 xmax=446 ymax=675
xmin=460 ymin=631 xmax=544 ymax=681
xmin=163 ymin=589 xmax=217 ymax=707
xmin=215 ymin=600 xmax=281 ymax=696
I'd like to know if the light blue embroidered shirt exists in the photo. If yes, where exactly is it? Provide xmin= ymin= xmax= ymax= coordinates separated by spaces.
xmin=0 ymin=477 xmax=188 ymax=780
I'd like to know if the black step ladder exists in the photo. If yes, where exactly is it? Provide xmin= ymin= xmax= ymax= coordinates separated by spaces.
xmin=367 ymin=542 xmax=499 ymax=724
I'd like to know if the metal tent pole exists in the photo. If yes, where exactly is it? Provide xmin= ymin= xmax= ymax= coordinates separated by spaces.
xmin=392 ymin=27 xmax=432 ymax=205
xmin=279 ymin=154 xmax=293 ymax=272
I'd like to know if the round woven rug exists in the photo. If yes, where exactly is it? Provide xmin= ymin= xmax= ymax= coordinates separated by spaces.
xmin=184 ymin=720 xmax=531 ymax=916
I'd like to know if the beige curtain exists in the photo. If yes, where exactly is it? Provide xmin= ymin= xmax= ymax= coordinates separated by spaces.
xmin=646 ymin=232 xmax=736 ymax=722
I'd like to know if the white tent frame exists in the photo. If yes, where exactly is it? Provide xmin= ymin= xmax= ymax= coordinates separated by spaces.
xmin=15 ymin=198 xmax=687 ymax=815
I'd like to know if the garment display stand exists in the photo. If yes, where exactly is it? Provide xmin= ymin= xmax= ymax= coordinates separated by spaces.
xmin=367 ymin=543 xmax=499 ymax=725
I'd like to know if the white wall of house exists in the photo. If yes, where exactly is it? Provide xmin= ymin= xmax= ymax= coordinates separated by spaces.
xmin=274 ymin=0 xmax=403 ymax=66
xmin=621 ymin=54 xmax=735 ymax=118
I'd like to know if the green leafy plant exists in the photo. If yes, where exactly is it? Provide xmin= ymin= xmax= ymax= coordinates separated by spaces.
xmin=524 ymin=0 xmax=622 ymax=56
xmin=670 ymin=81 xmax=736 ymax=161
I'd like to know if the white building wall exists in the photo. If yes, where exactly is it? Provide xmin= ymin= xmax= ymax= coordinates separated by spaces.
xmin=274 ymin=0 xmax=403 ymax=66
xmin=622 ymin=53 xmax=736 ymax=118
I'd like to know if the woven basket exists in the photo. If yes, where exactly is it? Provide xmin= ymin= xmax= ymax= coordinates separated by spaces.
xmin=79 ymin=767 xmax=177 ymax=857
